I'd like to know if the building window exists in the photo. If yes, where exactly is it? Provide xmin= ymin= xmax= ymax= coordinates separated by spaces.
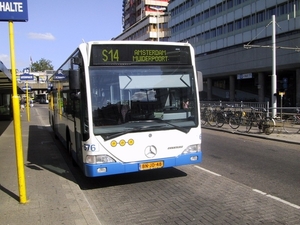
xmin=267 ymin=7 xmax=276 ymax=20
xmin=227 ymin=22 xmax=234 ymax=32
xmin=191 ymin=16 xmax=195 ymax=25
xmin=243 ymin=16 xmax=251 ymax=27
xmin=204 ymin=31 xmax=210 ymax=40
xmin=204 ymin=9 xmax=209 ymax=19
xmin=256 ymin=11 xmax=265 ymax=23
xmin=216 ymin=3 xmax=222 ymax=14
xmin=251 ymin=14 xmax=256 ymax=24
xmin=216 ymin=26 xmax=223 ymax=36
xmin=211 ymin=28 xmax=216 ymax=38
xmin=227 ymin=0 xmax=234 ymax=9
xmin=234 ymin=0 xmax=242 ymax=5
xmin=277 ymin=3 xmax=287 ymax=16
xmin=235 ymin=19 xmax=242 ymax=30
xmin=210 ymin=6 xmax=216 ymax=17
xmin=196 ymin=13 xmax=203 ymax=22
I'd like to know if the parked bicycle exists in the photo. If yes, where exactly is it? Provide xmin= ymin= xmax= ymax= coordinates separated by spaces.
xmin=205 ymin=104 xmax=218 ymax=127
xmin=228 ymin=105 xmax=247 ymax=129
xmin=245 ymin=107 xmax=275 ymax=135
xmin=201 ymin=104 xmax=211 ymax=126
xmin=283 ymin=108 xmax=300 ymax=134
xmin=216 ymin=104 xmax=238 ymax=128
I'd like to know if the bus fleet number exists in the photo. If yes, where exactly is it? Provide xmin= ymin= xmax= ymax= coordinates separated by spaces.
xmin=102 ymin=49 xmax=119 ymax=62
xmin=83 ymin=144 xmax=96 ymax=151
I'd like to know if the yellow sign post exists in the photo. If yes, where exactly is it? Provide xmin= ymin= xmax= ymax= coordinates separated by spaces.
xmin=279 ymin=91 xmax=285 ymax=121
xmin=9 ymin=21 xmax=27 ymax=204
xmin=26 ymin=82 xmax=30 ymax=121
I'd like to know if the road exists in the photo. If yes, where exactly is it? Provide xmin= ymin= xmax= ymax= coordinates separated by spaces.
xmin=201 ymin=128 xmax=300 ymax=206
xmin=36 ymin=103 xmax=300 ymax=224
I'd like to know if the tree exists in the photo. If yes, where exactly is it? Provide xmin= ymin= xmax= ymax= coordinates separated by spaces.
xmin=31 ymin=58 xmax=54 ymax=72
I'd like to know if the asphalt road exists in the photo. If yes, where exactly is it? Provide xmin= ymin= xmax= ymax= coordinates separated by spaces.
xmin=201 ymin=128 xmax=300 ymax=206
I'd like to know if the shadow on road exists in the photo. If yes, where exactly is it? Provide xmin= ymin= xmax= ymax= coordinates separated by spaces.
xmin=69 ymin=159 xmax=188 ymax=190
xmin=26 ymin=125 xmax=74 ymax=181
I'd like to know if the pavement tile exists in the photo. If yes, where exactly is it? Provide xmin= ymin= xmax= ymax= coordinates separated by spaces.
xmin=0 ymin=109 xmax=101 ymax=225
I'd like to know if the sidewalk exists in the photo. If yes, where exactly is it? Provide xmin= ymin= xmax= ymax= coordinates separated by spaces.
xmin=203 ymin=122 xmax=300 ymax=145
xmin=0 ymin=107 xmax=101 ymax=225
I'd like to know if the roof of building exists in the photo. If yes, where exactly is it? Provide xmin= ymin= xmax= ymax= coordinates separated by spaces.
xmin=0 ymin=61 xmax=23 ymax=94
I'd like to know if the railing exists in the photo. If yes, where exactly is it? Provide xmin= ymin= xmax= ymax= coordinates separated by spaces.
xmin=200 ymin=101 xmax=300 ymax=134
xmin=201 ymin=101 xmax=268 ymax=111
xmin=201 ymin=101 xmax=299 ymax=117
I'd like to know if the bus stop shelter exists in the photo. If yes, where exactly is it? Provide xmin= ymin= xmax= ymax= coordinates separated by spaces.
xmin=0 ymin=61 xmax=23 ymax=120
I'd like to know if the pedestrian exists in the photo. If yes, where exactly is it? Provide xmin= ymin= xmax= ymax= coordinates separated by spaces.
xmin=20 ymin=98 xmax=25 ymax=112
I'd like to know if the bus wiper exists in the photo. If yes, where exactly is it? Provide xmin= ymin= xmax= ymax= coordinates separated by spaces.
xmin=153 ymin=119 xmax=190 ymax=134
xmin=103 ymin=124 xmax=165 ymax=140
xmin=103 ymin=127 xmax=143 ymax=141
xmin=103 ymin=121 xmax=189 ymax=141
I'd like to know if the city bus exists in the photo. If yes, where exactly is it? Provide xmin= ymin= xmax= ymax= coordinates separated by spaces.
xmin=35 ymin=93 xmax=49 ymax=104
xmin=48 ymin=41 xmax=203 ymax=177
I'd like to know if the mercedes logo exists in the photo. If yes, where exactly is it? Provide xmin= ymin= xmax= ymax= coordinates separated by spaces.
xmin=144 ymin=145 xmax=157 ymax=158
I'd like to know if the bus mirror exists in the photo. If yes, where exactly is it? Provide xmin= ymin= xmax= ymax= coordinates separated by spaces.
xmin=69 ymin=70 xmax=80 ymax=90
xmin=197 ymin=71 xmax=203 ymax=92
xmin=72 ymin=56 xmax=82 ymax=66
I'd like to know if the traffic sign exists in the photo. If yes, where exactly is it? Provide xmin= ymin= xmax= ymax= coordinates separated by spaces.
xmin=0 ymin=0 xmax=28 ymax=22
xmin=54 ymin=74 xmax=66 ymax=80
xmin=22 ymin=86 xmax=31 ymax=91
xmin=20 ymin=74 xmax=34 ymax=80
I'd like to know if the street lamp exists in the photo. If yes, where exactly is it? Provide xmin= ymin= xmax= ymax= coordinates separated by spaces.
xmin=149 ymin=6 xmax=166 ymax=41
xmin=244 ymin=15 xmax=277 ymax=117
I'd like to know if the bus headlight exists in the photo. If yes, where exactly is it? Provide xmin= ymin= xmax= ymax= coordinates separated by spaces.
xmin=86 ymin=155 xmax=116 ymax=164
xmin=182 ymin=144 xmax=201 ymax=154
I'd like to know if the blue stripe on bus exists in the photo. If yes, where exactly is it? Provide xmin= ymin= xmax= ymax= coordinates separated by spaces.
xmin=83 ymin=152 xmax=202 ymax=177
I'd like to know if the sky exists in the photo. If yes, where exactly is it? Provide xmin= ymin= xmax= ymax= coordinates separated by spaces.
xmin=0 ymin=0 xmax=123 ymax=71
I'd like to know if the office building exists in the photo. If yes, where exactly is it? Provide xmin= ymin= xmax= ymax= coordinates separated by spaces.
xmin=168 ymin=0 xmax=300 ymax=107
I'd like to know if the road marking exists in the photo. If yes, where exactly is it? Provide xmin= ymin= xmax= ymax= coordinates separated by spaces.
xmin=252 ymin=189 xmax=266 ymax=195
xmin=194 ymin=166 xmax=300 ymax=210
xmin=253 ymin=189 xmax=300 ymax=209
xmin=194 ymin=165 xmax=222 ymax=177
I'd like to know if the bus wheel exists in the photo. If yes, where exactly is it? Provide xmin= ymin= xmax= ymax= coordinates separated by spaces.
xmin=67 ymin=134 xmax=77 ymax=167
xmin=66 ymin=133 xmax=72 ymax=156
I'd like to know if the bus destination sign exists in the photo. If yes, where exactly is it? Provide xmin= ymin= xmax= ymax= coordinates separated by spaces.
xmin=91 ymin=44 xmax=191 ymax=65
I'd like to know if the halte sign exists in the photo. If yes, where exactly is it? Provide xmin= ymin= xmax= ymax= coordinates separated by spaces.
xmin=19 ymin=68 xmax=34 ymax=80
xmin=0 ymin=0 xmax=28 ymax=21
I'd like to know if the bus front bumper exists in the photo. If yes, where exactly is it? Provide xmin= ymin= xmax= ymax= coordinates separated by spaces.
xmin=83 ymin=152 xmax=202 ymax=177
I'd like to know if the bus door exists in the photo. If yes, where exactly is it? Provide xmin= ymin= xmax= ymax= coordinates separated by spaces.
xmin=72 ymin=96 xmax=83 ymax=164
xmin=70 ymin=69 xmax=88 ymax=167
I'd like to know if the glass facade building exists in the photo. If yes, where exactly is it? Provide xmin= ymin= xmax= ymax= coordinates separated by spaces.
xmin=168 ymin=0 xmax=300 ymax=106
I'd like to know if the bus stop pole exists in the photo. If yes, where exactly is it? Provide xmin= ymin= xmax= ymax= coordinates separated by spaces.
xmin=26 ymin=82 xmax=30 ymax=121
xmin=8 ymin=21 xmax=27 ymax=204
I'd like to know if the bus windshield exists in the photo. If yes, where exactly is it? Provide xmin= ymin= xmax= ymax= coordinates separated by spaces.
xmin=89 ymin=65 xmax=198 ymax=139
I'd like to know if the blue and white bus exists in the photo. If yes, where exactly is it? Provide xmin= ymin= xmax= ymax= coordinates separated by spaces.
xmin=49 ymin=41 xmax=203 ymax=177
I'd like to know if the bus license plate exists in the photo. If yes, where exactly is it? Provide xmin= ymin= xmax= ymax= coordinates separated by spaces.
xmin=139 ymin=161 xmax=164 ymax=170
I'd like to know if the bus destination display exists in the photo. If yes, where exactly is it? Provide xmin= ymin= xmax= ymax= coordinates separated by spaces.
xmin=91 ymin=44 xmax=191 ymax=65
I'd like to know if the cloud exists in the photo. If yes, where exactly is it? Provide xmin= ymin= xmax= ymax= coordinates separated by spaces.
xmin=28 ymin=32 xmax=55 ymax=40
xmin=0 ymin=54 xmax=10 ymax=67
